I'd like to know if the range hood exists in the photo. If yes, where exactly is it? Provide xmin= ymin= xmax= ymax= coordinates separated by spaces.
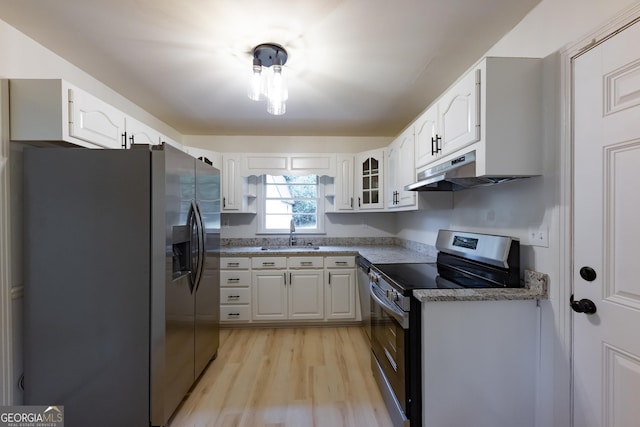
xmin=405 ymin=151 xmax=527 ymax=192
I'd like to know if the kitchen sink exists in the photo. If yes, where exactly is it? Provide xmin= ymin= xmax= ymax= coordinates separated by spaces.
xmin=260 ymin=246 xmax=320 ymax=251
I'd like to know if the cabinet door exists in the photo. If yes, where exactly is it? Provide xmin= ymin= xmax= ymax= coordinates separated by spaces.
xmin=386 ymin=129 xmax=416 ymax=209
xmin=325 ymin=269 xmax=356 ymax=320
xmin=289 ymin=270 xmax=324 ymax=320
xmin=438 ymin=69 xmax=480 ymax=155
xmin=356 ymin=149 xmax=384 ymax=210
xmin=222 ymin=154 xmax=241 ymax=211
xmin=335 ymin=155 xmax=355 ymax=211
xmin=414 ymin=105 xmax=439 ymax=168
xmin=68 ymin=87 xmax=125 ymax=149
xmin=244 ymin=154 xmax=288 ymax=176
xmin=385 ymin=145 xmax=398 ymax=207
xmin=252 ymin=271 xmax=287 ymax=320
xmin=125 ymin=116 xmax=161 ymax=147
xmin=395 ymin=132 xmax=416 ymax=207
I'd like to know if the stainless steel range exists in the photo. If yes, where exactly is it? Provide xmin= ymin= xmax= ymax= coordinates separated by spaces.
xmin=369 ymin=230 xmax=521 ymax=427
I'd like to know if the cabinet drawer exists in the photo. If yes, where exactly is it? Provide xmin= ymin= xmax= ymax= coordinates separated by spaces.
xmin=220 ymin=305 xmax=250 ymax=322
xmin=288 ymin=256 xmax=324 ymax=269
xmin=221 ymin=257 xmax=250 ymax=269
xmin=220 ymin=270 xmax=251 ymax=287
xmin=252 ymin=257 xmax=286 ymax=269
xmin=220 ymin=288 xmax=251 ymax=305
xmin=325 ymin=256 xmax=355 ymax=268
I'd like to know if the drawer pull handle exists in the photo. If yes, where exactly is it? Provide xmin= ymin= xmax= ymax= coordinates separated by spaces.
xmin=227 ymin=278 xmax=240 ymax=282
xmin=335 ymin=261 xmax=348 ymax=265
xmin=228 ymin=295 xmax=240 ymax=299
xmin=228 ymin=313 xmax=240 ymax=316
xmin=300 ymin=261 xmax=313 ymax=266
xmin=262 ymin=262 xmax=275 ymax=266
xmin=227 ymin=262 xmax=240 ymax=267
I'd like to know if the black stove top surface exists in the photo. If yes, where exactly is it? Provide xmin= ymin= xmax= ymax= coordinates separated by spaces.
xmin=373 ymin=263 xmax=440 ymax=292
xmin=373 ymin=260 xmax=517 ymax=294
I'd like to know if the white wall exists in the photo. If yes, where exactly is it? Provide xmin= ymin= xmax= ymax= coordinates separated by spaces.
xmin=222 ymin=210 xmax=398 ymax=239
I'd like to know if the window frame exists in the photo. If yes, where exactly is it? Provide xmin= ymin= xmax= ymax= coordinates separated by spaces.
xmin=256 ymin=174 xmax=325 ymax=234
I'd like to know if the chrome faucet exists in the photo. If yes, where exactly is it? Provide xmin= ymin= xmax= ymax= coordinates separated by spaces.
xmin=289 ymin=218 xmax=297 ymax=246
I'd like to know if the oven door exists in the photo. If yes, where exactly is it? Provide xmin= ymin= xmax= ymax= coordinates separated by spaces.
xmin=370 ymin=282 xmax=409 ymax=426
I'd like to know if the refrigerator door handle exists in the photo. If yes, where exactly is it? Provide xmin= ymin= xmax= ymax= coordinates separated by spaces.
xmin=193 ymin=201 xmax=206 ymax=293
xmin=188 ymin=201 xmax=201 ymax=293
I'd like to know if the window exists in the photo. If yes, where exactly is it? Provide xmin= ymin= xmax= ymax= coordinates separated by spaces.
xmin=258 ymin=174 xmax=324 ymax=233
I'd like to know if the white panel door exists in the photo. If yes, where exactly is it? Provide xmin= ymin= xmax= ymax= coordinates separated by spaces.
xmin=438 ymin=69 xmax=480 ymax=156
xmin=222 ymin=154 xmax=241 ymax=211
xmin=288 ymin=270 xmax=324 ymax=320
xmin=573 ymin=19 xmax=640 ymax=427
xmin=68 ymin=88 xmax=125 ymax=149
xmin=325 ymin=269 xmax=355 ymax=320
xmin=252 ymin=271 xmax=287 ymax=320
xmin=414 ymin=105 xmax=439 ymax=168
xmin=335 ymin=155 xmax=355 ymax=211
xmin=125 ymin=116 xmax=161 ymax=147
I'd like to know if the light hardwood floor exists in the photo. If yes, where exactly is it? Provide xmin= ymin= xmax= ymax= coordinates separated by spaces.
xmin=169 ymin=327 xmax=394 ymax=427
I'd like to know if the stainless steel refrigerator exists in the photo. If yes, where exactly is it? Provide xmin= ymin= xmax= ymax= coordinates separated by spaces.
xmin=22 ymin=143 xmax=220 ymax=427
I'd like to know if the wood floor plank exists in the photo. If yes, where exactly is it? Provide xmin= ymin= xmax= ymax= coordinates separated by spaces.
xmin=168 ymin=327 xmax=394 ymax=427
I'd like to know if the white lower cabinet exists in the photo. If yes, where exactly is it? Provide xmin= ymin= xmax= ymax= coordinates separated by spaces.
xmin=288 ymin=270 xmax=325 ymax=320
xmin=222 ymin=254 xmax=359 ymax=324
xmin=252 ymin=256 xmax=324 ymax=321
xmin=220 ymin=257 xmax=251 ymax=323
xmin=252 ymin=270 xmax=288 ymax=320
xmin=325 ymin=256 xmax=356 ymax=320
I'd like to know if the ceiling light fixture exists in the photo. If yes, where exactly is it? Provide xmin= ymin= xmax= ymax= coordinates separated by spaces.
xmin=248 ymin=43 xmax=288 ymax=116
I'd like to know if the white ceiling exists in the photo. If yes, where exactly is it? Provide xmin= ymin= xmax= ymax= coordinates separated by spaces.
xmin=0 ymin=0 xmax=540 ymax=137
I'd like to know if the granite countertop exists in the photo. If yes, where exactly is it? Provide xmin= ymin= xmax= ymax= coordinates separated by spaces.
xmin=220 ymin=245 xmax=436 ymax=264
xmin=413 ymin=269 xmax=549 ymax=302
xmin=221 ymin=244 xmax=548 ymax=302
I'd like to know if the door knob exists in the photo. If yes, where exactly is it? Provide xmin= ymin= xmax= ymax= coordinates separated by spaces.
xmin=570 ymin=294 xmax=597 ymax=314
xmin=579 ymin=266 xmax=597 ymax=281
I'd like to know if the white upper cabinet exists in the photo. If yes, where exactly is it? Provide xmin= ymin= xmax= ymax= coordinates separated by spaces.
xmin=330 ymin=149 xmax=385 ymax=212
xmin=414 ymin=69 xmax=479 ymax=169
xmin=414 ymin=105 xmax=439 ymax=169
xmin=386 ymin=128 xmax=416 ymax=209
xmin=10 ymin=79 xmax=125 ymax=149
xmin=414 ymin=57 xmax=542 ymax=177
xmin=333 ymin=154 xmax=355 ymax=211
xmin=243 ymin=153 xmax=336 ymax=176
xmin=124 ymin=116 xmax=162 ymax=148
xmin=68 ymin=86 xmax=126 ymax=149
xmin=438 ymin=69 xmax=480 ymax=157
xmin=10 ymin=79 xmax=180 ymax=153
xmin=222 ymin=153 xmax=242 ymax=212
xmin=355 ymin=149 xmax=385 ymax=210
xmin=221 ymin=153 xmax=257 ymax=213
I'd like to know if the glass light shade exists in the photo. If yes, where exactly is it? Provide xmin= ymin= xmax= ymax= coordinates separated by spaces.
xmin=268 ymin=65 xmax=288 ymax=103
xmin=247 ymin=64 xmax=263 ymax=101
xmin=267 ymin=98 xmax=286 ymax=115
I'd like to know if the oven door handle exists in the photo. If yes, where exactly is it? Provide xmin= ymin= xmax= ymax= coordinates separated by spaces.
xmin=370 ymin=283 xmax=409 ymax=327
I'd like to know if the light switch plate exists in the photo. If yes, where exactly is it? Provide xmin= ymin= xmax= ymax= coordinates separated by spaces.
xmin=528 ymin=226 xmax=549 ymax=247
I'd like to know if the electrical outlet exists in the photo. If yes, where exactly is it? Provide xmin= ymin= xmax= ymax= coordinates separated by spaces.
xmin=528 ymin=226 xmax=549 ymax=247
